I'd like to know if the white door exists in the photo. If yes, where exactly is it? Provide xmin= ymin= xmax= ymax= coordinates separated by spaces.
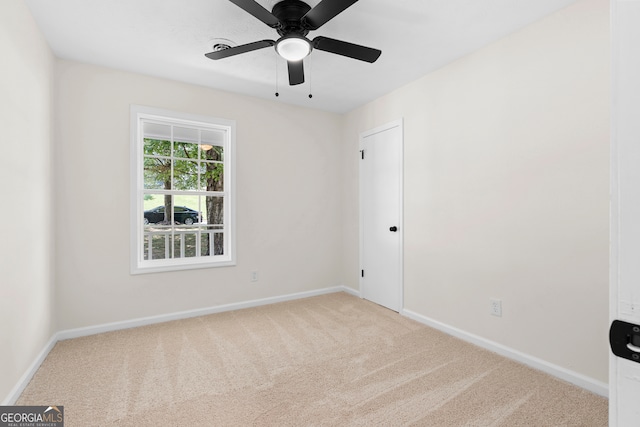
xmin=610 ymin=1 xmax=640 ymax=425
xmin=360 ymin=120 xmax=403 ymax=312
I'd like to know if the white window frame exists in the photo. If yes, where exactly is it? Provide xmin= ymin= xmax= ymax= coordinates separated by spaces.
xmin=130 ymin=105 xmax=236 ymax=274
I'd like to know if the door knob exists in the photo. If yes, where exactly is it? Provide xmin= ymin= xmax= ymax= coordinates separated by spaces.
xmin=610 ymin=320 xmax=640 ymax=363
xmin=389 ymin=226 xmax=398 ymax=232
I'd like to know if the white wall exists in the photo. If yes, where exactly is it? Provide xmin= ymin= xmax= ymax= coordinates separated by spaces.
xmin=342 ymin=0 xmax=610 ymax=382
xmin=0 ymin=0 xmax=55 ymax=402
xmin=54 ymin=60 xmax=343 ymax=330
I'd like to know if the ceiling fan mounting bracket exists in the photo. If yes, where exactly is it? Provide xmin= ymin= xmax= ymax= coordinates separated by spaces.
xmin=272 ymin=0 xmax=312 ymax=37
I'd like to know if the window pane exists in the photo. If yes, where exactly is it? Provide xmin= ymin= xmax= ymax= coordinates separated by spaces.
xmin=199 ymin=226 xmax=223 ymax=256
xmin=202 ymin=144 xmax=224 ymax=162
xmin=201 ymin=129 xmax=225 ymax=158
xmin=144 ymin=158 xmax=172 ymax=190
xmin=184 ymin=232 xmax=197 ymax=258
xmin=200 ymin=231 xmax=211 ymax=257
xmin=204 ymin=196 xmax=223 ymax=226
xmin=143 ymin=194 xmax=172 ymax=224
xmin=143 ymin=193 xmax=172 ymax=259
xmin=143 ymin=234 xmax=149 ymax=260
xmin=198 ymin=163 xmax=207 ymax=191
xmin=174 ymin=127 xmax=199 ymax=159
xmin=143 ymin=123 xmax=171 ymax=156
xmin=202 ymin=162 xmax=224 ymax=191
xmin=172 ymin=233 xmax=185 ymax=259
xmin=149 ymin=233 xmax=169 ymax=260
xmin=172 ymin=198 xmax=201 ymax=225
xmin=174 ymin=126 xmax=199 ymax=143
xmin=173 ymin=160 xmax=199 ymax=191
xmin=199 ymin=129 xmax=222 ymax=160
xmin=214 ymin=232 xmax=224 ymax=256
xmin=174 ymin=140 xmax=199 ymax=159
xmin=144 ymin=139 xmax=172 ymax=157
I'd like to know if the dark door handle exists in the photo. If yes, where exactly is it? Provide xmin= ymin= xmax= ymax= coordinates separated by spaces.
xmin=389 ymin=226 xmax=398 ymax=232
xmin=610 ymin=320 xmax=640 ymax=363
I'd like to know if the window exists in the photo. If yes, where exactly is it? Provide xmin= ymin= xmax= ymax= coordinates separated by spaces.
xmin=130 ymin=105 xmax=236 ymax=274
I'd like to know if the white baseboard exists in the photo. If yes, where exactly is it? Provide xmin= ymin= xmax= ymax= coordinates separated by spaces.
xmin=340 ymin=285 xmax=361 ymax=298
xmin=2 ymin=335 xmax=58 ymax=405
xmin=401 ymin=308 xmax=608 ymax=398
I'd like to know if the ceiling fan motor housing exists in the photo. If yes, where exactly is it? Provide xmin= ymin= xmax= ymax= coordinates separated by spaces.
xmin=272 ymin=0 xmax=312 ymax=37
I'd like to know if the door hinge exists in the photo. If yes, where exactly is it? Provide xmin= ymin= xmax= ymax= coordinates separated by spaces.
xmin=361 ymin=269 xmax=364 ymax=277
xmin=360 ymin=149 xmax=364 ymax=159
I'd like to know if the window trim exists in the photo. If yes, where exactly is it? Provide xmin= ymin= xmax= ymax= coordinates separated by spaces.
xmin=130 ymin=105 xmax=236 ymax=274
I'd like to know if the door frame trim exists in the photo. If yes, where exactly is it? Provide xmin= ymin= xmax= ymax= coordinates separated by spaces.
xmin=610 ymin=0 xmax=640 ymax=423
xmin=359 ymin=119 xmax=404 ymax=311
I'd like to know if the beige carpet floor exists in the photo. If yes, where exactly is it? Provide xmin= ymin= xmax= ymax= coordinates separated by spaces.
xmin=17 ymin=292 xmax=607 ymax=426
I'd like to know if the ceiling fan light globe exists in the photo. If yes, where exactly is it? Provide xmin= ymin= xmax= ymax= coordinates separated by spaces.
xmin=276 ymin=37 xmax=311 ymax=61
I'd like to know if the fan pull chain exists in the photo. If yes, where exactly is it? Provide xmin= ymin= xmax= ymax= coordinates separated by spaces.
xmin=308 ymin=55 xmax=313 ymax=99
xmin=275 ymin=53 xmax=279 ymax=97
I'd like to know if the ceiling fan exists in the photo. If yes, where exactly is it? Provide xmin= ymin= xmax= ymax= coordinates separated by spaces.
xmin=205 ymin=0 xmax=382 ymax=86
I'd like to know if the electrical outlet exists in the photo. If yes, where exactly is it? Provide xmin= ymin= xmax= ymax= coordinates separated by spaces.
xmin=490 ymin=298 xmax=502 ymax=317
xmin=251 ymin=271 xmax=259 ymax=282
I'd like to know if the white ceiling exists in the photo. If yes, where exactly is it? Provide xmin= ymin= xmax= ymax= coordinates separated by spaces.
xmin=25 ymin=0 xmax=579 ymax=113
